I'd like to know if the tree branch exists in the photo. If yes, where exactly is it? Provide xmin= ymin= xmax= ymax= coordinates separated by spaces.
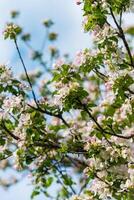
xmin=14 ymin=39 xmax=39 ymax=107
xmin=110 ymin=7 xmax=134 ymax=68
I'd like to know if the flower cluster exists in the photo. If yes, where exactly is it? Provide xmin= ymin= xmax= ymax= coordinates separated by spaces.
xmin=3 ymin=23 xmax=22 ymax=40
xmin=0 ymin=65 xmax=12 ymax=85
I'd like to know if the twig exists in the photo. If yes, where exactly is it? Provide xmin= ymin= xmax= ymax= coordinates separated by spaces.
xmin=14 ymin=39 xmax=39 ymax=107
xmin=1 ymin=122 xmax=20 ymax=140
xmin=110 ymin=7 xmax=134 ymax=68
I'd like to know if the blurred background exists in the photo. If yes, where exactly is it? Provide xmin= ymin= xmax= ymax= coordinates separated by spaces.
xmin=0 ymin=0 xmax=90 ymax=67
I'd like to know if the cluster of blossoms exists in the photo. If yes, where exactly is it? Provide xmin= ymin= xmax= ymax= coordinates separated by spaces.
xmin=3 ymin=23 xmax=22 ymax=40
xmin=0 ymin=65 xmax=12 ymax=85
xmin=14 ymin=113 xmax=32 ymax=143
xmin=3 ymin=95 xmax=23 ymax=112
xmin=73 ymin=50 xmax=87 ymax=67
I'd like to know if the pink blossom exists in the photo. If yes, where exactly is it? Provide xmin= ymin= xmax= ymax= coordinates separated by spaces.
xmin=53 ymin=58 xmax=64 ymax=69
xmin=73 ymin=51 xmax=86 ymax=66
xmin=97 ymin=114 xmax=105 ymax=124
xmin=105 ymin=81 xmax=113 ymax=91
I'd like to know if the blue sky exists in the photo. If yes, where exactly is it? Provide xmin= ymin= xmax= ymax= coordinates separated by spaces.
xmin=0 ymin=1 xmax=133 ymax=199
xmin=0 ymin=1 xmax=89 ymax=199
xmin=0 ymin=0 xmax=90 ymax=64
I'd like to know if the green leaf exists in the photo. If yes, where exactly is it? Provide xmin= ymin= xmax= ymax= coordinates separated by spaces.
xmin=31 ymin=190 xmax=40 ymax=199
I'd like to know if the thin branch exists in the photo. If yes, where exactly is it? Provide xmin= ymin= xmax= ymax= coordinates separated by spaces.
xmin=40 ymin=28 xmax=49 ymax=52
xmin=78 ymin=178 xmax=89 ymax=195
xmin=109 ymin=7 xmax=134 ymax=68
xmin=79 ymin=100 xmax=134 ymax=140
xmin=14 ymin=39 xmax=39 ymax=107
xmin=56 ymin=163 xmax=76 ymax=195
xmin=27 ymin=103 xmax=70 ymax=128
xmin=1 ymin=122 xmax=20 ymax=141
xmin=119 ymin=10 xmax=122 ymax=27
